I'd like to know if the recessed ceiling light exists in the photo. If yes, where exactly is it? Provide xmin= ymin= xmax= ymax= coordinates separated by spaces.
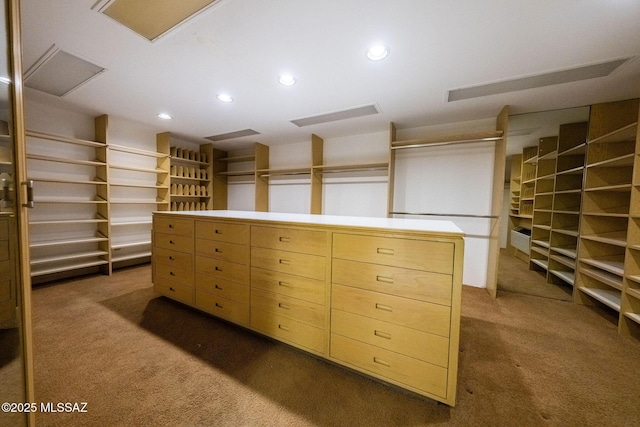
xmin=217 ymin=94 xmax=233 ymax=103
xmin=278 ymin=74 xmax=296 ymax=86
xmin=367 ymin=44 xmax=389 ymax=61
xmin=157 ymin=113 xmax=172 ymax=120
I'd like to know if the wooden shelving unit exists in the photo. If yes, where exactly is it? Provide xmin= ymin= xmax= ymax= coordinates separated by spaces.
xmin=102 ymin=116 xmax=170 ymax=269
xmin=213 ymin=142 xmax=269 ymax=211
xmin=164 ymin=133 xmax=215 ymax=211
xmin=25 ymin=125 xmax=110 ymax=282
xmin=574 ymin=99 xmax=640 ymax=338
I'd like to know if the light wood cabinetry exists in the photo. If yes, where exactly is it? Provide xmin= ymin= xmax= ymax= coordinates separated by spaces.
xmin=164 ymin=133 xmax=216 ymax=211
xmin=105 ymin=117 xmax=170 ymax=267
xmin=25 ymin=123 xmax=110 ymax=281
xmin=575 ymin=100 xmax=639 ymax=334
xmin=0 ymin=217 xmax=16 ymax=324
xmin=213 ymin=142 xmax=269 ymax=211
xmin=151 ymin=210 xmax=464 ymax=405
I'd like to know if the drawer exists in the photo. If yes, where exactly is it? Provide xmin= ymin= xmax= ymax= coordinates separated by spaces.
xmin=251 ymin=267 xmax=325 ymax=305
xmin=332 ymin=259 xmax=452 ymax=306
xmin=251 ymin=288 xmax=325 ymax=328
xmin=154 ymin=260 xmax=194 ymax=286
xmin=154 ymin=247 xmax=193 ymax=267
xmin=251 ymin=308 xmax=325 ymax=354
xmin=154 ymin=276 xmax=194 ymax=304
xmin=196 ymin=220 xmax=249 ymax=245
xmin=251 ymin=226 xmax=327 ymax=256
xmin=0 ymin=276 xmax=11 ymax=302
xmin=154 ymin=232 xmax=193 ymax=253
xmin=331 ymin=309 xmax=449 ymax=367
xmin=196 ymin=274 xmax=249 ymax=304
xmin=251 ymin=247 xmax=325 ymax=281
xmin=154 ymin=216 xmax=193 ymax=237
xmin=196 ymin=239 xmax=249 ymax=265
xmin=196 ymin=256 xmax=249 ymax=285
xmin=0 ymin=219 xmax=7 ymax=240
xmin=196 ymin=290 xmax=249 ymax=326
xmin=0 ymin=239 xmax=8 ymax=262
xmin=332 ymin=233 xmax=454 ymax=274
xmin=331 ymin=284 xmax=451 ymax=337
xmin=330 ymin=334 xmax=448 ymax=398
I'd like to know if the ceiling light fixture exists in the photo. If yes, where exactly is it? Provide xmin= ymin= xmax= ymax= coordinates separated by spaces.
xmin=278 ymin=74 xmax=296 ymax=86
xmin=217 ymin=93 xmax=233 ymax=103
xmin=157 ymin=113 xmax=172 ymax=120
xmin=367 ymin=44 xmax=389 ymax=61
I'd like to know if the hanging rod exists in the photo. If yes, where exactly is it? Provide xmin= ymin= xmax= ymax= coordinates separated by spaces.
xmin=390 ymin=211 xmax=498 ymax=219
xmin=391 ymin=136 xmax=503 ymax=150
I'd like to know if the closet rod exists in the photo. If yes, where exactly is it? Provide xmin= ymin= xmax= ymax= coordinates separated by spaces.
xmin=391 ymin=136 xmax=502 ymax=150
xmin=390 ymin=211 xmax=498 ymax=219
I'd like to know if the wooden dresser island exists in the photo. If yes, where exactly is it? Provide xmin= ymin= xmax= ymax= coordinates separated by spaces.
xmin=152 ymin=210 xmax=464 ymax=405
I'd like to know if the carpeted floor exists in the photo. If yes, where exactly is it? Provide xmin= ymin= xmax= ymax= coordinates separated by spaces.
xmin=29 ymin=265 xmax=640 ymax=426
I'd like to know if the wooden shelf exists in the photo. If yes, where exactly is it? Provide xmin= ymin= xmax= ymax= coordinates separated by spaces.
xmin=26 ymin=130 xmax=105 ymax=148
xmin=110 ymin=143 xmax=168 ymax=158
xmin=30 ymin=260 xmax=110 ymax=277
xmin=27 ymin=154 xmax=106 ymax=167
xmin=588 ymin=122 xmax=637 ymax=145
xmin=391 ymin=130 xmax=502 ymax=149
xmin=30 ymin=250 xmax=109 ymax=265
xmin=313 ymin=162 xmax=389 ymax=174
xmin=578 ymin=286 xmax=621 ymax=311
xmin=30 ymin=235 xmax=109 ymax=249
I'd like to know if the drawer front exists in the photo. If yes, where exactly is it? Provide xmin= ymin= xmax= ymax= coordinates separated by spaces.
xmin=154 ymin=247 xmax=193 ymax=267
xmin=330 ymin=334 xmax=448 ymax=398
xmin=332 ymin=233 xmax=454 ymax=274
xmin=251 ymin=308 xmax=325 ymax=354
xmin=0 ymin=219 xmax=7 ymax=240
xmin=196 ymin=274 xmax=249 ymax=304
xmin=251 ymin=247 xmax=325 ymax=281
xmin=251 ymin=267 xmax=325 ymax=305
xmin=332 ymin=259 xmax=452 ymax=306
xmin=154 ymin=216 xmax=193 ymax=237
xmin=0 ymin=239 xmax=8 ymax=262
xmin=331 ymin=309 xmax=449 ymax=367
xmin=251 ymin=288 xmax=325 ymax=328
xmin=154 ymin=261 xmax=194 ymax=286
xmin=251 ymin=226 xmax=327 ymax=256
xmin=196 ymin=291 xmax=249 ymax=326
xmin=196 ymin=239 xmax=249 ymax=265
xmin=196 ymin=256 xmax=249 ymax=284
xmin=154 ymin=276 xmax=194 ymax=304
xmin=195 ymin=220 xmax=249 ymax=245
xmin=154 ymin=232 xmax=193 ymax=253
xmin=331 ymin=284 xmax=451 ymax=337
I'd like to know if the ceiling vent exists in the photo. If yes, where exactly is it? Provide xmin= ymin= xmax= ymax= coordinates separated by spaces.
xmin=447 ymin=58 xmax=632 ymax=102
xmin=24 ymin=46 xmax=105 ymax=97
xmin=290 ymin=104 xmax=381 ymax=127
xmin=205 ymin=129 xmax=260 ymax=142
xmin=95 ymin=0 xmax=222 ymax=42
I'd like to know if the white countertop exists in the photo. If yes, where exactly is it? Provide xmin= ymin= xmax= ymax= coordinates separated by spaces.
xmin=157 ymin=210 xmax=464 ymax=235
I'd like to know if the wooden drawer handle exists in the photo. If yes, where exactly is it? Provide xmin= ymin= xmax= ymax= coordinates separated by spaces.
xmin=278 ymin=281 xmax=290 ymax=287
xmin=278 ymin=324 xmax=289 ymax=331
xmin=375 ymin=303 xmax=393 ymax=312
xmin=168 ymin=256 xmax=175 ymax=261
xmin=376 ymin=275 xmax=393 ymax=284
xmin=169 ymin=240 xmax=175 ymax=245
xmin=279 ymin=236 xmax=290 ymax=242
xmin=215 ymin=302 xmax=223 ymax=309
xmin=168 ymin=224 xmax=174 ymax=229
xmin=279 ymin=259 xmax=291 ymax=265
xmin=373 ymin=357 xmax=391 ymax=367
xmin=214 ymin=284 xmax=223 ymax=290
xmin=278 ymin=302 xmax=290 ymax=310
xmin=215 ymin=266 xmax=223 ymax=271
xmin=215 ymin=229 xmax=223 ymax=234
xmin=374 ymin=330 xmax=392 ymax=340
xmin=168 ymin=287 xmax=175 ymax=292
xmin=377 ymin=248 xmax=394 ymax=255
xmin=169 ymin=271 xmax=176 ymax=276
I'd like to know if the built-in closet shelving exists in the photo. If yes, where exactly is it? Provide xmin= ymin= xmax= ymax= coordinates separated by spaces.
xmin=101 ymin=116 xmax=170 ymax=268
xmin=520 ymin=146 xmax=538 ymax=218
xmin=573 ymin=99 xmax=640 ymax=338
xmin=509 ymin=154 xmax=522 ymax=217
xmin=547 ymin=122 xmax=588 ymax=287
xmin=165 ymin=133 xmax=215 ymax=211
xmin=25 ymin=126 xmax=110 ymax=281
xmin=0 ymin=121 xmax=13 ymax=215
xmin=213 ymin=142 xmax=269 ymax=211
xmin=529 ymin=137 xmax=558 ymax=274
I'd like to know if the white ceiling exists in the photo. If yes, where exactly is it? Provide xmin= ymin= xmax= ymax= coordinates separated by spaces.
xmin=20 ymin=0 xmax=640 ymax=151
